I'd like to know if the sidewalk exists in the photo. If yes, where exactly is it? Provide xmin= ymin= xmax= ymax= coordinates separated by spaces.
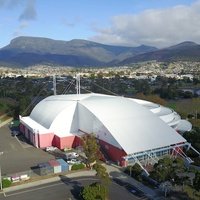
xmin=2 ymin=169 xmax=96 ymax=193
xmin=2 ymin=163 xmax=160 ymax=199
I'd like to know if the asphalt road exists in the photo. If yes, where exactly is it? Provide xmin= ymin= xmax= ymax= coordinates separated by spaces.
xmin=0 ymin=177 xmax=144 ymax=200
xmin=0 ymin=125 xmax=54 ymax=175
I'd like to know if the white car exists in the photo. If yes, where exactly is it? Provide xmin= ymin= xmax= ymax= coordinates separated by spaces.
xmin=65 ymin=152 xmax=79 ymax=159
xmin=45 ymin=146 xmax=57 ymax=152
xmin=71 ymin=152 xmax=79 ymax=158
xmin=67 ymin=159 xmax=81 ymax=165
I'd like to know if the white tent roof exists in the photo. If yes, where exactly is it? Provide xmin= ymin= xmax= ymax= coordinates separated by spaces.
xmin=80 ymin=95 xmax=186 ymax=154
xmin=20 ymin=93 xmax=187 ymax=154
xmin=30 ymin=94 xmax=89 ymax=129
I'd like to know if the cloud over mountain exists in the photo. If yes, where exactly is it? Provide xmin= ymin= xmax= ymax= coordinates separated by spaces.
xmin=91 ymin=1 xmax=200 ymax=48
xmin=19 ymin=0 xmax=36 ymax=21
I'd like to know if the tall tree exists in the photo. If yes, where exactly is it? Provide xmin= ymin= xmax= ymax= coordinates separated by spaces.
xmin=82 ymin=134 xmax=100 ymax=168
xmin=193 ymin=171 xmax=200 ymax=191
xmin=94 ymin=163 xmax=110 ymax=185
xmin=81 ymin=134 xmax=110 ymax=200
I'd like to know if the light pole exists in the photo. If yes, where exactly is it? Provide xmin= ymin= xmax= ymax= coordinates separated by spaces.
xmin=0 ymin=152 xmax=3 ymax=191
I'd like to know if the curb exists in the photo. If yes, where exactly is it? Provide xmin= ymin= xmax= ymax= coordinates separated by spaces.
xmin=2 ymin=169 xmax=96 ymax=193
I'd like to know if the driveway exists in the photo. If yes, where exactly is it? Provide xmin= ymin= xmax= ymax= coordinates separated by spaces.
xmin=0 ymin=125 xmax=54 ymax=176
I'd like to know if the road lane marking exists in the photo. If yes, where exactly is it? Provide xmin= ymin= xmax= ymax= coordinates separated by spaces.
xmin=3 ymin=192 xmax=6 ymax=197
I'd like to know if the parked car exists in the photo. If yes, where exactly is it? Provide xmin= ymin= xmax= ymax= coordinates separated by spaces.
xmin=124 ymin=183 xmax=145 ymax=198
xmin=45 ymin=146 xmax=57 ymax=152
xmin=67 ymin=159 xmax=81 ymax=165
xmin=11 ymin=130 xmax=21 ymax=137
xmin=112 ymin=178 xmax=127 ymax=186
xmin=65 ymin=152 xmax=79 ymax=159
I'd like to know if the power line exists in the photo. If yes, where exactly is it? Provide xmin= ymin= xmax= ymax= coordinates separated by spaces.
xmin=21 ymin=82 xmax=49 ymax=116
xmin=62 ymin=79 xmax=76 ymax=94
xmin=91 ymin=81 xmax=119 ymax=96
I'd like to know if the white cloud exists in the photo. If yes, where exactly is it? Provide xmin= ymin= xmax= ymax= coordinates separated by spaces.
xmin=90 ymin=1 xmax=200 ymax=48
xmin=0 ymin=0 xmax=36 ymax=21
xmin=19 ymin=0 xmax=36 ymax=21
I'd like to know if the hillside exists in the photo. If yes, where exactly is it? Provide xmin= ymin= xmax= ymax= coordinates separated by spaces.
xmin=0 ymin=36 xmax=156 ymax=67
xmin=120 ymin=41 xmax=200 ymax=64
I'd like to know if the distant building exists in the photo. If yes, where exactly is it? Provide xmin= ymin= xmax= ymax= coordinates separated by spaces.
xmin=20 ymin=93 xmax=196 ymax=169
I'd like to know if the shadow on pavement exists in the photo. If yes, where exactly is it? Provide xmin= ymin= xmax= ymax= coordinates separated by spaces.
xmin=59 ymin=174 xmax=71 ymax=185
xmin=59 ymin=175 xmax=83 ymax=199
xmin=70 ymin=183 xmax=83 ymax=200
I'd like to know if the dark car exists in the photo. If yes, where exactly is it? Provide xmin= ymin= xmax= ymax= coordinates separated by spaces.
xmin=112 ymin=178 xmax=127 ymax=186
xmin=11 ymin=130 xmax=21 ymax=137
xmin=124 ymin=183 xmax=145 ymax=198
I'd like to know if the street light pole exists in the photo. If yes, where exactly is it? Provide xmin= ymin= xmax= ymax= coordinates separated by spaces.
xmin=0 ymin=152 xmax=3 ymax=191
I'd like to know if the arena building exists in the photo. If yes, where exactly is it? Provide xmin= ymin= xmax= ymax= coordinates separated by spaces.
xmin=19 ymin=93 xmax=197 ymax=169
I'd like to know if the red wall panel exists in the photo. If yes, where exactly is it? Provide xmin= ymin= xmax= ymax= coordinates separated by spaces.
xmin=53 ymin=135 xmax=76 ymax=149
xmin=72 ymin=136 xmax=82 ymax=148
xmin=98 ymin=139 xmax=127 ymax=166
xmin=38 ymin=133 xmax=54 ymax=148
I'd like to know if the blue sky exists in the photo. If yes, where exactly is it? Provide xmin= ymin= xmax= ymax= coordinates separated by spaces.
xmin=0 ymin=0 xmax=199 ymax=48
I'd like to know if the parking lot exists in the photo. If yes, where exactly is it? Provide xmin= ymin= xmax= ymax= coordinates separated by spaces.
xmin=0 ymin=125 xmax=54 ymax=176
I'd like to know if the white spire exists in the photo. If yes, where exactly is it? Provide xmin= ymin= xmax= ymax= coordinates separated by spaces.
xmin=76 ymin=74 xmax=80 ymax=95
xmin=53 ymin=75 xmax=57 ymax=95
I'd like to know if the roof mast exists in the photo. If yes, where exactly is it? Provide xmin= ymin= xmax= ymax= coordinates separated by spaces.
xmin=53 ymin=74 xmax=57 ymax=95
xmin=76 ymin=73 xmax=81 ymax=96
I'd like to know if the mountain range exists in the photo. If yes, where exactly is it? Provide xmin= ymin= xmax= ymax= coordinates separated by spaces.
xmin=0 ymin=36 xmax=200 ymax=67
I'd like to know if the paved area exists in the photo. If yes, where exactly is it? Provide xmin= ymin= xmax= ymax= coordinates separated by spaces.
xmin=1 ymin=176 xmax=141 ymax=200
xmin=0 ymin=125 xmax=54 ymax=175
xmin=2 ymin=163 xmax=158 ymax=199
xmin=0 ymin=124 xmax=160 ymax=199
xmin=3 ymin=170 xmax=96 ymax=193
xmin=105 ymin=163 xmax=158 ymax=199
xmin=2 ymin=171 xmax=147 ymax=200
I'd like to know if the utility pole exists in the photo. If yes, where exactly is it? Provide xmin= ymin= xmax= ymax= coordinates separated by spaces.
xmin=76 ymin=74 xmax=80 ymax=95
xmin=0 ymin=152 xmax=3 ymax=191
xmin=53 ymin=75 xmax=57 ymax=95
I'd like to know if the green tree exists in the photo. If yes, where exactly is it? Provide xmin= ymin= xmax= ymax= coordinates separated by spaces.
xmin=184 ymin=127 xmax=200 ymax=153
xmin=82 ymin=134 xmax=100 ymax=168
xmin=128 ymin=163 xmax=142 ymax=179
xmin=81 ymin=134 xmax=110 ymax=200
xmin=81 ymin=183 xmax=107 ymax=200
xmin=93 ymin=163 xmax=110 ymax=185
xmin=150 ymin=156 xmax=174 ymax=182
xmin=193 ymin=171 xmax=200 ymax=191
xmin=173 ymin=157 xmax=185 ymax=173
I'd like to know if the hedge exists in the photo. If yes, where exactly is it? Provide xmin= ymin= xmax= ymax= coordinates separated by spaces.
xmin=2 ymin=179 xmax=12 ymax=188
xmin=71 ymin=163 xmax=85 ymax=170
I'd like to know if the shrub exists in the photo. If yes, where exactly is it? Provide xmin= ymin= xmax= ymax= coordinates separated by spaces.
xmin=81 ymin=182 xmax=107 ymax=200
xmin=71 ymin=163 xmax=85 ymax=170
xmin=124 ymin=163 xmax=142 ymax=180
xmin=2 ymin=179 xmax=12 ymax=188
